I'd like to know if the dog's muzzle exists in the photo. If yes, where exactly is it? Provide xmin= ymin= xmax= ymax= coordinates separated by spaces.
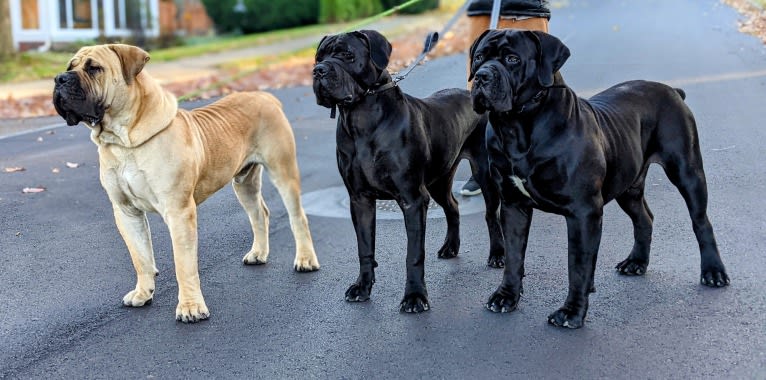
xmin=312 ymin=61 xmax=358 ymax=108
xmin=53 ymin=71 xmax=103 ymax=126
xmin=471 ymin=63 xmax=513 ymax=113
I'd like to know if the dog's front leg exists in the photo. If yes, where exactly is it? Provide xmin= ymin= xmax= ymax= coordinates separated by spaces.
xmin=486 ymin=202 xmax=532 ymax=313
xmin=165 ymin=203 xmax=209 ymax=323
xmin=399 ymin=194 xmax=430 ymax=313
xmin=345 ymin=195 xmax=377 ymax=302
xmin=113 ymin=206 xmax=157 ymax=307
xmin=548 ymin=210 xmax=603 ymax=329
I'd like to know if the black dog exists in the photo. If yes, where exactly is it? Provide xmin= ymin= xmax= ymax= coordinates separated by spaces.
xmin=469 ymin=29 xmax=730 ymax=328
xmin=313 ymin=30 xmax=504 ymax=312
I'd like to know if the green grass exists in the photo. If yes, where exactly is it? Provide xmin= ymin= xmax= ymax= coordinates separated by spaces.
xmin=0 ymin=51 xmax=72 ymax=83
xmin=755 ymin=0 xmax=766 ymax=7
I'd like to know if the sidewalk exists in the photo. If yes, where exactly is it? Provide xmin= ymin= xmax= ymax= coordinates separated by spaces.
xmin=0 ymin=13 xmax=453 ymax=100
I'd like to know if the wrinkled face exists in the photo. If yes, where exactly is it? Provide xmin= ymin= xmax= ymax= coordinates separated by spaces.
xmin=312 ymin=30 xmax=392 ymax=108
xmin=469 ymin=29 xmax=570 ymax=114
xmin=52 ymin=44 xmax=148 ymax=126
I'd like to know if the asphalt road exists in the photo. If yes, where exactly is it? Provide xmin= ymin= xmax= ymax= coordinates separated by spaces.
xmin=1 ymin=0 xmax=765 ymax=378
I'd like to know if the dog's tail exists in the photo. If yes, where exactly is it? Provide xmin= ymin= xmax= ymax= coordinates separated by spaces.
xmin=674 ymin=88 xmax=686 ymax=100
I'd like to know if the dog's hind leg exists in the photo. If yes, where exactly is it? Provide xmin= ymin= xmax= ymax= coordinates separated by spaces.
xmin=114 ymin=206 xmax=157 ymax=307
xmin=428 ymin=174 xmax=461 ymax=259
xmin=469 ymin=160 xmax=504 ymax=268
xmin=233 ymin=164 xmax=271 ymax=266
xmin=659 ymin=144 xmax=729 ymax=287
xmin=654 ymin=108 xmax=729 ymax=287
xmin=615 ymin=175 xmax=654 ymax=277
xmin=264 ymin=158 xmax=319 ymax=272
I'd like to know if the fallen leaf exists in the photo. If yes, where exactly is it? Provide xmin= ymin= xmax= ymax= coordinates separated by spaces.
xmin=65 ymin=162 xmax=80 ymax=168
xmin=52 ymin=168 xmax=60 ymax=173
xmin=4 ymin=167 xmax=25 ymax=173
xmin=22 ymin=187 xmax=46 ymax=193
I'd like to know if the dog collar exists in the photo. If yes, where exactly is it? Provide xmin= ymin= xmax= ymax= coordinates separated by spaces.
xmin=329 ymin=81 xmax=398 ymax=119
xmin=516 ymin=90 xmax=547 ymax=114
xmin=364 ymin=81 xmax=398 ymax=96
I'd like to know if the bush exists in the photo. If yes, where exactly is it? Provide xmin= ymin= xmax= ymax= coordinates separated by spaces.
xmin=380 ymin=0 xmax=439 ymax=14
xmin=318 ymin=0 xmax=383 ymax=23
xmin=202 ymin=0 xmax=319 ymax=34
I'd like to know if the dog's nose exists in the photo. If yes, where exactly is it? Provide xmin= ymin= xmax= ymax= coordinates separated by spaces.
xmin=474 ymin=70 xmax=491 ymax=85
xmin=54 ymin=72 xmax=74 ymax=86
xmin=313 ymin=65 xmax=328 ymax=79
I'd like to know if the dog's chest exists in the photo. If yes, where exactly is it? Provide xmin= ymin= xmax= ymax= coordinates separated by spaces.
xmin=100 ymin=154 xmax=158 ymax=211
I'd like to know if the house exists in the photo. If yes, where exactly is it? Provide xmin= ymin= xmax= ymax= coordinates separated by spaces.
xmin=9 ymin=0 xmax=213 ymax=51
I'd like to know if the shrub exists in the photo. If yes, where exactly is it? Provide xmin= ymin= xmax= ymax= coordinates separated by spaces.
xmin=203 ymin=0 xmax=319 ymax=34
xmin=318 ymin=0 xmax=383 ymax=23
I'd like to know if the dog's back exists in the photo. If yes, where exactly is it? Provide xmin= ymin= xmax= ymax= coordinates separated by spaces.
xmin=406 ymin=88 xmax=487 ymax=158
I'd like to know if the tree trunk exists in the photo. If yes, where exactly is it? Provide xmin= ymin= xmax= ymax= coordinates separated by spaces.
xmin=0 ymin=0 xmax=13 ymax=59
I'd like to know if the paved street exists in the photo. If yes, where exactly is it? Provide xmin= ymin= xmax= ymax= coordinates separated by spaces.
xmin=1 ymin=0 xmax=765 ymax=378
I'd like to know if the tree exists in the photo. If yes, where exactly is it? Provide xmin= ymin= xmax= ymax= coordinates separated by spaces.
xmin=0 ymin=0 xmax=13 ymax=60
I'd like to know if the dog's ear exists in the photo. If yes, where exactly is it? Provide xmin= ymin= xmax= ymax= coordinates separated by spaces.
xmin=354 ymin=30 xmax=392 ymax=71
xmin=528 ymin=31 xmax=570 ymax=87
xmin=109 ymin=44 xmax=150 ymax=85
xmin=468 ymin=29 xmax=494 ymax=81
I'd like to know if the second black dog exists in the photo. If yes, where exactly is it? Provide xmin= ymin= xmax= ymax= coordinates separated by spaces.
xmin=313 ymin=30 xmax=504 ymax=312
xmin=470 ymin=29 xmax=730 ymax=328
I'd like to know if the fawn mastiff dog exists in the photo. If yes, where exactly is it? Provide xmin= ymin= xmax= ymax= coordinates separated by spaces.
xmin=312 ymin=30 xmax=504 ymax=313
xmin=53 ymin=44 xmax=319 ymax=323
xmin=469 ymin=30 xmax=729 ymax=328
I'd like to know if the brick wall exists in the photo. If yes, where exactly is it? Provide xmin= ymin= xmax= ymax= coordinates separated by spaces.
xmin=158 ymin=0 xmax=213 ymax=36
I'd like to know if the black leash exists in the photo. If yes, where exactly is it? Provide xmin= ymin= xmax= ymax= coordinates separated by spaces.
xmin=392 ymin=0 xmax=472 ymax=83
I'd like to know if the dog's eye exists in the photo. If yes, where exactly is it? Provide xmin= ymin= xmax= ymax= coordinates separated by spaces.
xmin=505 ymin=55 xmax=520 ymax=65
xmin=337 ymin=51 xmax=354 ymax=61
xmin=473 ymin=54 xmax=484 ymax=62
xmin=87 ymin=65 xmax=102 ymax=75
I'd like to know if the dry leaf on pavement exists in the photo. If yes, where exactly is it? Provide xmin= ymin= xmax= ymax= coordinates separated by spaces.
xmin=22 ymin=187 xmax=46 ymax=193
xmin=4 ymin=167 xmax=25 ymax=173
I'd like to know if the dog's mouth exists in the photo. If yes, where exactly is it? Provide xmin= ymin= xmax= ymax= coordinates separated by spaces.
xmin=53 ymin=86 xmax=105 ymax=126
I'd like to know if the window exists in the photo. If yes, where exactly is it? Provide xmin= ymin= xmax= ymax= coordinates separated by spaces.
xmin=113 ymin=0 xmax=147 ymax=30
xmin=58 ymin=0 xmax=94 ymax=29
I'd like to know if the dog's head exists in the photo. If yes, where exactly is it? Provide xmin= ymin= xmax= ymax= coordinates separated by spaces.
xmin=469 ymin=30 xmax=570 ymax=114
xmin=312 ymin=30 xmax=392 ymax=108
xmin=53 ymin=44 xmax=149 ymax=126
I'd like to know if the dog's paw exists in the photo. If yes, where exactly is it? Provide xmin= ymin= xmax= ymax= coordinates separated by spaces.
xmin=437 ymin=243 xmax=459 ymax=259
xmin=175 ymin=301 xmax=210 ymax=323
xmin=547 ymin=308 xmax=585 ymax=329
xmin=485 ymin=289 xmax=519 ymax=313
xmin=399 ymin=294 xmax=430 ymax=313
xmin=345 ymin=282 xmax=372 ymax=302
xmin=122 ymin=288 xmax=153 ymax=307
xmin=242 ymin=250 xmax=268 ymax=265
xmin=701 ymin=268 xmax=730 ymax=287
xmin=615 ymin=258 xmax=648 ymax=276
xmin=294 ymin=254 xmax=320 ymax=272
xmin=487 ymin=254 xmax=505 ymax=268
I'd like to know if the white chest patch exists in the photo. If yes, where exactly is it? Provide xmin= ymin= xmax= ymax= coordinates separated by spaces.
xmin=511 ymin=175 xmax=532 ymax=199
